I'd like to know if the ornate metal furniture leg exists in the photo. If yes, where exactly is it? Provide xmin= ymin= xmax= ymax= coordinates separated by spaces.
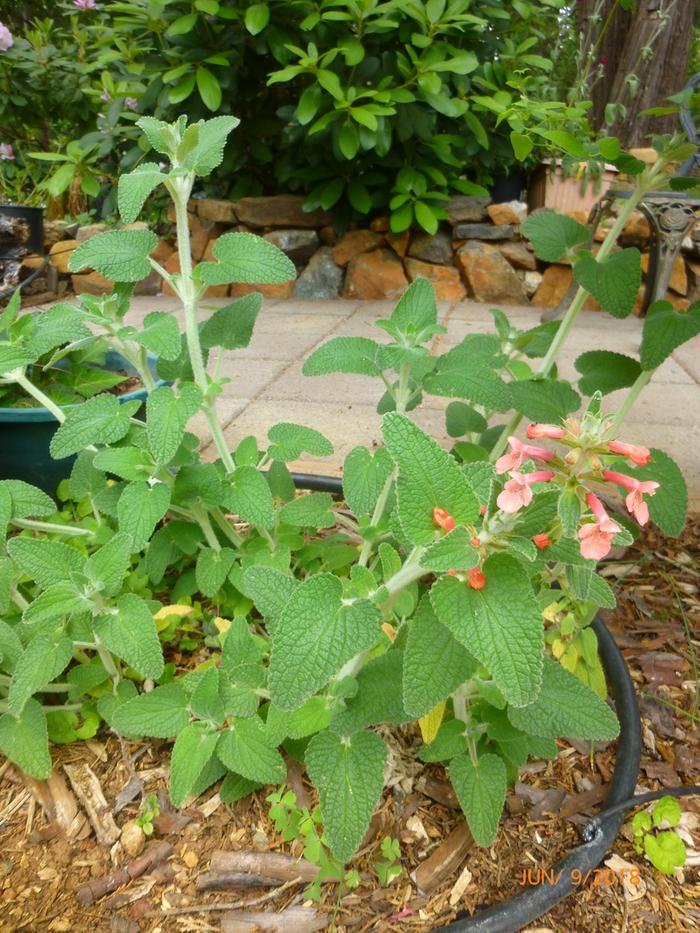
xmin=637 ymin=198 xmax=700 ymax=314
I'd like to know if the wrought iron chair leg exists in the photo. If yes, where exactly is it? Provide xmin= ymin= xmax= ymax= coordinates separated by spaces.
xmin=637 ymin=200 xmax=699 ymax=315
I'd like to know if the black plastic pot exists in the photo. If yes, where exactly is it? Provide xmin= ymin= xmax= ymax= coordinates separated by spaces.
xmin=291 ymin=472 xmax=641 ymax=933
xmin=489 ymin=171 xmax=526 ymax=204
xmin=0 ymin=204 xmax=44 ymax=254
xmin=0 ymin=350 xmax=165 ymax=496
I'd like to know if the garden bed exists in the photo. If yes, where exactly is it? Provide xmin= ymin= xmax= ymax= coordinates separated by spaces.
xmin=2 ymin=518 xmax=698 ymax=933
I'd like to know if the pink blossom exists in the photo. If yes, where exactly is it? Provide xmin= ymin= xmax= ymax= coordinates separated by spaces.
xmin=124 ymin=97 xmax=138 ymax=110
xmin=0 ymin=22 xmax=13 ymax=50
xmin=495 ymin=436 xmax=555 ymax=475
xmin=0 ymin=143 xmax=14 ymax=161
xmin=100 ymin=89 xmax=112 ymax=102
xmin=527 ymin=423 xmax=565 ymax=440
xmin=74 ymin=0 xmax=98 ymax=9
xmin=606 ymin=440 xmax=651 ymax=466
xmin=468 ymin=568 xmax=486 ymax=590
xmin=433 ymin=507 xmax=455 ymax=532
xmin=599 ymin=56 xmax=608 ymax=66
xmin=602 ymin=470 xmax=659 ymax=525
xmin=532 ymin=533 xmax=552 ymax=550
xmin=577 ymin=493 xmax=621 ymax=560
xmin=496 ymin=470 xmax=555 ymax=514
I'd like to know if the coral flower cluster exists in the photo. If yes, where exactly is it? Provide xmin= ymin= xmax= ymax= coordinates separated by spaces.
xmin=433 ymin=507 xmax=485 ymax=589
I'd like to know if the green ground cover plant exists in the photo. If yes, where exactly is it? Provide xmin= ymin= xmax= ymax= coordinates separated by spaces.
xmin=0 ymin=116 xmax=698 ymax=868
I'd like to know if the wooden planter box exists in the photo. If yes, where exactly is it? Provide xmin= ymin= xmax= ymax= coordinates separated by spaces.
xmin=527 ymin=160 xmax=619 ymax=215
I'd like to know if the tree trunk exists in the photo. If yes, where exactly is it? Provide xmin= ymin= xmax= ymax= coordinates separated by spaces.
xmin=587 ymin=0 xmax=695 ymax=146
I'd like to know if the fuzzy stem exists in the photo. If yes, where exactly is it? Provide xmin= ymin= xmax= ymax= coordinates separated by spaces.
xmin=13 ymin=371 xmax=66 ymax=422
xmin=11 ymin=517 xmax=92 ymax=537
xmin=210 ymin=508 xmax=244 ymax=547
xmin=357 ymin=472 xmax=394 ymax=567
xmin=606 ymin=369 xmax=654 ymax=434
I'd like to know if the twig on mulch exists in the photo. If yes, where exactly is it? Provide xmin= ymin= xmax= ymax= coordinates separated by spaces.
xmin=76 ymin=840 xmax=174 ymax=906
xmin=144 ymin=875 xmax=303 ymax=917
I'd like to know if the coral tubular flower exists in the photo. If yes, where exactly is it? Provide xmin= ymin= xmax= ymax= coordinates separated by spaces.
xmin=527 ymin=423 xmax=565 ymax=440
xmin=468 ymin=568 xmax=486 ymax=590
xmin=495 ymin=436 xmax=555 ymax=475
xmin=602 ymin=470 xmax=659 ymax=525
xmin=496 ymin=470 xmax=555 ymax=514
xmin=577 ymin=493 xmax=621 ymax=560
xmin=433 ymin=506 xmax=455 ymax=532
xmin=532 ymin=533 xmax=551 ymax=550
xmin=607 ymin=440 xmax=651 ymax=466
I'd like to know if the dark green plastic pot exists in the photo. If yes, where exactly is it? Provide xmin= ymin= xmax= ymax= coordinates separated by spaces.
xmin=0 ymin=350 xmax=164 ymax=496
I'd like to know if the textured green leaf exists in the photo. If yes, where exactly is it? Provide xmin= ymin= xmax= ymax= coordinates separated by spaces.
xmin=196 ymin=547 xmax=236 ymax=598
xmin=270 ymin=575 xmax=381 ymax=710
xmin=200 ymin=293 xmax=263 ymax=351
xmin=69 ymin=228 xmax=158 ymax=282
xmin=640 ymin=300 xmax=700 ymax=371
xmin=92 ymin=446 xmax=154 ymax=481
xmin=342 ymin=447 xmax=394 ymax=517
xmin=449 ymin=752 xmax=507 ymax=846
xmin=630 ymin=448 xmax=687 ymax=536
xmin=27 ymin=304 xmax=92 ymax=357
xmin=403 ymin=596 xmax=477 ymax=718
xmin=221 ymin=465 xmax=275 ymax=529
xmin=446 ymin=401 xmax=488 ymax=437
xmin=198 ymin=233 xmax=295 ymax=285
xmin=216 ymin=716 xmax=286 ymax=784
xmin=8 ymin=631 xmax=73 ymax=716
xmin=430 ymin=554 xmax=543 ymax=706
xmin=146 ymin=384 xmax=202 ymax=465
xmin=382 ymin=413 xmax=478 ymax=545
xmin=22 ymin=584 xmax=89 ymax=626
xmin=575 ymin=350 xmax=642 ymax=396
xmin=522 ymin=212 xmax=589 ymax=262
xmin=331 ymin=652 xmax=411 ymax=734
xmin=243 ymin=566 xmax=297 ymax=631
xmin=185 ymin=115 xmax=240 ymax=176
xmin=303 ymin=337 xmax=382 ymax=377
xmin=305 ymin=729 xmax=387 ymax=862
xmin=0 ymin=699 xmax=51 ymax=778
xmin=111 ymin=683 xmax=189 ymax=738
xmin=118 ymin=163 xmax=167 ymax=224
xmin=420 ymin=526 xmax=479 ymax=572
xmin=573 ymin=249 xmax=641 ymax=318
xmin=267 ymin=423 xmax=334 ymax=461
xmin=509 ymin=378 xmax=580 ymax=423
xmin=424 ymin=352 xmax=511 ymax=412
xmin=0 ymin=620 xmax=23 ymax=673
xmin=7 ymin=537 xmax=86 ymax=589
xmin=279 ymin=492 xmax=335 ymax=529
xmin=190 ymin=667 xmax=225 ymax=725
xmin=220 ymin=771 xmax=262 ymax=804
xmin=133 ymin=311 xmax=182 ymax=360
xmin=1 ymin=480 xmax=55 ymax=519
xmin=377 ymin=278 xmax=437 ymax=343
xmin=50 ymin=394 xmax=138 ymax=459
xmin=95 ymin=593 xmax=164 ymax=679
xmin=220 ymin=617 xmax=266 ymax=690
xmin=0 ymin=344 xmax=35 ymax=374
xmin=508 ymin=658 xmax=619 ymax=739
xmin=170 ymin=723 xmax=219 ymax=806
xmin=117 ymin=481 xmax=171 ymax=550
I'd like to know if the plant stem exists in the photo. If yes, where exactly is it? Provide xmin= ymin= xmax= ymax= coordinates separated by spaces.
xmin=191 ymin=505 xmax=221 ymax=550
xmin=0 ymin=673 xmax=69 ymax=692
xmin=95 ymin=639 xmax=121 ymax=691
xmin=357 ymin=472 xmax=394 ymax=567
xmin=380 ymin=546 xmax=426 ymax=600
xmin=13 ymin=371 xmax=66 ymax=422
xmin=211 ymin=508 xmax=244 ymax=546
xmin=452 ymin=682 xmax=479 ymax=767
xmin=489 ymin=172 xmax=658 ymax=464
xmin=606 ymin=369 xmax=653 ymax=434
xmin=12 ymin=517 xmax=92 ymax=537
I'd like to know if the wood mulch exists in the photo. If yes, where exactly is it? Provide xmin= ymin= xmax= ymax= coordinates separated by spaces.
xmin=1 ymin=519 xmax=699 ymax=933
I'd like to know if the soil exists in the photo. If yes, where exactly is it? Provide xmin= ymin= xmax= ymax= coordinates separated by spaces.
xmin=1 ymin=519 xmax=698 ymax=933
xmin=1 ymin=371 xmax=143 ymax=410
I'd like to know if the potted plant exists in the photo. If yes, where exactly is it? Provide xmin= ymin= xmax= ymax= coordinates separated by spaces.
xmin=0 ymin=291 xmax=167 ymax=492
xmin=0 ymin=144 xmax=45 ymax=255
xmin=0 ymin=116 xmax=695 ymax=929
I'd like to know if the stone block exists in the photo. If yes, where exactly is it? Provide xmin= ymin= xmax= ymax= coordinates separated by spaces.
xmin=531 ymin=265 xmax=572 ymax=308
xmin=404 ymin=258 xmax=466 ymax=301
xmin=292 ymin=247 xmax=342 ymax=299
xmin=196 ymin=198 xmax=238 ymax=224
xmin=263 ymin=229 xmax=320 ymax=264
xmin=343 ymin=249 xmax=408 ymax=300
xmin=487 ymin=201 xmax=527 ymax=226
xmin=332 ymin=229 xmax=384 ymax=266
xmin=498 ymin=240 xmax=537 ymax=271
xmin=230 ymin=280 xmax=295 ymax=299
xmin=456 ymin=242 xmax=527 ymax=305
xmin=386 ymin=230 xmax=410 ymax=257
xmin=71 ymin=271 xmax=113 ymax=295
xmin=49 ymin=238 xmax=78 ymax=274
xmin=445 ymin=196 xmax=490 ymax=224
xmin=453 ymin=222 xmax=516 ymax=240
xmin=233 ymin=195 xmax=331 ymax=229
xmin=641 ymin=253 xmax=687 ymax=296
xmin=75 ymin=223 xmax=108 ymax=243
xmin=407 ymin=231 xmax=453 ymax=265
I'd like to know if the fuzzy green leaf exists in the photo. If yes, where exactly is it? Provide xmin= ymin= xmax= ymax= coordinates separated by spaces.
xmin=382 ymin=413 xmax=478 ymax=545
xmin=279 ymin=492 xmax=335 ymax=529
xmin=522 ymin=212 xmax=589 ymax=262
xmin=200 ymin=293 xmax=263 ymax=351
xmin=111 ymin=683 xmax=189 ymax=738
xmin=69 ymin=228 xmax=158 ymax=282
xmin=430 ymin=554 xmax=543 ymax=706
xmin=420 ymin=526 xmax=479 ymax=572
xmin=575 ymin=350 xmax=642 ymax=396
xmin=117 ymin=481 xmax=171 ymax=550
xmin=7 ymin=537 xmax=86 ymax=589
xmin=216 ymin=716 xmax=286 ymax=784
xmin=95 ymin=593 xmax=164 ymax=680
xmin=331 ymin=651 xmax=411 ymax=734
xmin=1 ymin=480 xmax=55 ymax=519
xmin=267 ymin=422 xmax=334 ymax=461
xmin=50 ymin=394 xmax=138 ymax=459
xmin=508 ymin=658 xmax=619 ymax=739
xmin=640 ymin=300 xmax=700 ymax=371
xmin=132 ymin=311 xmax=182 ymax=360
xmin=22 ymin=584 xmax=89 ymax=626
xmin=196 ymin=547 xmax=236 ymax=598
xmin=449 ymin=752 xmax=507 ymax=846
xmin=573 ymin=249 xmax=641 ymax=318
xmin=185 ymin=115 xmax=240 ymax=176
xmin=629 ymin=448 xmax=687 ymax=536
xmin=342 ymin=446 xmax=394 ymax=518
xmin=169 ymin=723 xmax=219 ymax=806
xmin=118 ymin=163 xmax=167 ymax=224
xmin=0 ymin=699 xmax=51 ymax=778
xmin=508 ymin=378 xmax=580 ymax=423
xmin=303 ymin=337 xmax=383 ymax=377
xmin=243 ymin=566 xmax=297 ymax=631
xmin=305 ymin=729 xmax=387 ymax=862
xmin=8 ymin=631 xmax=74 ymax=716
xmin=198 ymin=233 xmax=295 ymax=285
xmin=221 ymin=465 xmax=275 ymax=529
xmin=147 ymin=385 xmax=202 ymax=465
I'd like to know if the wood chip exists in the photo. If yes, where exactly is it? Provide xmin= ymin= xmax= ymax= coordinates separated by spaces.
xmin=209 ymin=850 xmax=320 ymax=883
xmin=449 ymin=864 xmax=473 ymax=906
xmin=411 ymin=824 xmax=473 ymax=894
xmin=220 ymin=907 xmax=326 ymax=932
xmin=63 ymin=762 xmax=120 ymax=846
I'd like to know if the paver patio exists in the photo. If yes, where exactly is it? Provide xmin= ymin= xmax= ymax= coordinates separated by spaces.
xmin=109 ymin=296 xmax=700 ymax=511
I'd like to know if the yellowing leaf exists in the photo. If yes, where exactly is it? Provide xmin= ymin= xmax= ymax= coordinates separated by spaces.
xmin=418 ymin=702 xmax=446 ymax=743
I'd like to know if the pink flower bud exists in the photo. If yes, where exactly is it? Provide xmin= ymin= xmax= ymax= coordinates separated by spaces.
xmin=532 ymin=533 xmax=551 ymax=550
xmin=433 ymin=507 xmax=455 ymax=532
xmin=468 ymin=568 xmax=486 ymax=590
xmin=527 ymin=423 xmax=565 ymax=440
xmin=607 ymin=440 xmax=651 ymax=466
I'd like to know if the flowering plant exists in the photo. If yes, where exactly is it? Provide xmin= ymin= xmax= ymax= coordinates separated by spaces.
xmin=0 ymin=116 xmax=696 ymax=861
